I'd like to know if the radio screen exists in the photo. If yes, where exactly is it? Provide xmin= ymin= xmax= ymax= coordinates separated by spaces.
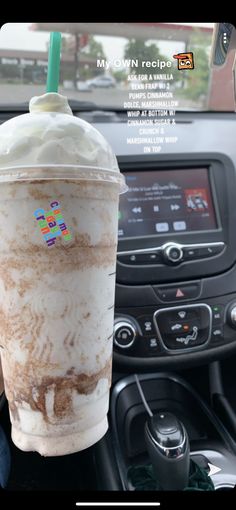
xmin=118 ymin=168 xmax=218 ymax=238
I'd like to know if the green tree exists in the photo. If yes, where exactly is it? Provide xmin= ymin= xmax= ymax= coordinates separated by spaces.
xmin=176 ymin=31 xmax=210 ymax=104
xmin=60 ymin=35 xmax=107 ymax=81
xmin=124 ymin=39 xmax=167 ymax=76
xmin=124 ymin=38 xmax=182 ymax=92
xmin=81 ymin=36 xmax=106 ymax=59
xmin=60 ymin=35 xmax=106 ymax=59
xmin=185 ymin=49 xmax=209 ymax=101
xmin=80 ymin=36 xmax=107 ymax=79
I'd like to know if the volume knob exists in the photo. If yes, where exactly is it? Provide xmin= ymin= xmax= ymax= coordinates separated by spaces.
xmin=163 ymin=243 xmax=183 ymax=264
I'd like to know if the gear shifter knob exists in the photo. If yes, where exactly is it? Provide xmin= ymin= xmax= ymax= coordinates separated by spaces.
xmin=144 ymin=411 xmax=190 ymax=491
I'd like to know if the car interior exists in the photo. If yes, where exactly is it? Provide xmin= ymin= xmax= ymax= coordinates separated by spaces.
xmin=1 ymin=21 xmax=236 ymax=496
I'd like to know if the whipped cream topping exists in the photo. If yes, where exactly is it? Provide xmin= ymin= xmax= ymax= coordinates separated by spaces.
xmin=29 ymin=93 xmax=73 ymax=115
xmin=0 ymin=92 xmax=119 ymax=172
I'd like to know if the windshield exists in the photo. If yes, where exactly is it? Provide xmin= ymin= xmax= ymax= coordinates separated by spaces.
xmin=0 ymin=22 xmax=235 ymax=111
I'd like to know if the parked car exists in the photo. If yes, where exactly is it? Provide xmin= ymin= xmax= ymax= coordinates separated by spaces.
xmin=76 ymin=81 xmax=92 ymax=92
xmin=86 ymin=75 xmax=116 ymax=88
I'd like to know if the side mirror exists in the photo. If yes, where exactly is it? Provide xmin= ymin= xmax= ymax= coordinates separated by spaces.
xmin=210 ymin=22 xmax=236 ymax=67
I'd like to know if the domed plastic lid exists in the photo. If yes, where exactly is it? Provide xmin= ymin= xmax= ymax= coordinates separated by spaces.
xmin=0 ymin=93 xmax=127 ymax=192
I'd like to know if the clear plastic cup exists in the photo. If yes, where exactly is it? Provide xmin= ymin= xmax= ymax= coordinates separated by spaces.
xmin=0 ymin=93 xmax=127 ymax=456
xmin=0 ymin=357 xmax=4 ymax=397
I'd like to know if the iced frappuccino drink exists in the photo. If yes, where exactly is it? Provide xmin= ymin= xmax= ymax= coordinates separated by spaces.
xmin=0 ymin=92 xmax=126 ymax=455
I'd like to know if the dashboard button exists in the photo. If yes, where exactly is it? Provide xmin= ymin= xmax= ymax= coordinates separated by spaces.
xmin=163 ymin=325 xmax=204 ymax=350
xmin=211 ymin=305 xmax=224 ymax=323
xmin=138 ymin=315 xmax=156 ymax=335
xmin=135 ymin=252 xmax=162 ymax=264
xmin=145 ymin=252 xmax=162 ymax=264
xmin=168 ymin=321 xmax=193 ymax=334
xmin=184 ymin=248 xmax=200 ymax=260
xmin=173 ymin=221 xmax=186 ymax=231
xmin=147 ymin=337 xmax=160 ymax=354
xmin=154 ymin=304 xmax=211 ymax=351
xmin=155 ymin=283 xmax=200 ymax=302
xmin=211 ymin=326 xmax=224 ymax=342
xmin=197 ymin=245 xmax=224 ymax=258
xmin=168 ymin=308 xmax=198 ymax=323
xmin=156 ymin=222 xmax=169 ymax=232
xmin=117 ymin=254 xmax=143 ymax=264
xmin=118 ymin=252 xmax=162 ymax=265
xmin=118 ymin=254 xmax=134 ymax=264
xmin=149 ymin=337 xmax=159 ymax=348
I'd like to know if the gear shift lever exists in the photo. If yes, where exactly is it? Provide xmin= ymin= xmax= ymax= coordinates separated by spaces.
xmin=144 ymin=411 xmax=190 ymax=491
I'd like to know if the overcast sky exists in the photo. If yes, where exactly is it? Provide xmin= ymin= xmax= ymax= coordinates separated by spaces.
xmin=0 ymin=23 xmax=214 ymax=60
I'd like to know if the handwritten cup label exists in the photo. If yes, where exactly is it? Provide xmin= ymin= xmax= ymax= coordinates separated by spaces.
xmin=34 ymin=200 xmax=73 ymax=247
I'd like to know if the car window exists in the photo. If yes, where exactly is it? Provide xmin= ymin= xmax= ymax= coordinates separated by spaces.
xmin=0 ymin=22 xmax=235 ymax=111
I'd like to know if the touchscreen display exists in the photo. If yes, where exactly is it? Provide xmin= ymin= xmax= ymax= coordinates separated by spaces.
xmin=118 ymin=168 xmax=218 ymax=238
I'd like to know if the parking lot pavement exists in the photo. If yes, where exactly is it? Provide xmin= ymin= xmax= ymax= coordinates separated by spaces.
xmin=0 ymin=84 xmax=129 ymax=108
xmin=0 ymin=83 xmax=201 ymax=110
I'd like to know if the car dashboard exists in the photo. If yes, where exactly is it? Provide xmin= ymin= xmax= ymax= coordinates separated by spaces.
xmin=83 ymin=110 xmax=236 ymax=370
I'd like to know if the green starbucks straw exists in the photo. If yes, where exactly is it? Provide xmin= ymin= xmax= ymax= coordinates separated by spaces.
xmin=46 ymin=32 xmax=62 ymax=93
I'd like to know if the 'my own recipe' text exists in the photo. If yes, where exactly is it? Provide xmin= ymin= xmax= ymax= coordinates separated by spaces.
xmin=97 ymin=59 xmax=172 ymax=70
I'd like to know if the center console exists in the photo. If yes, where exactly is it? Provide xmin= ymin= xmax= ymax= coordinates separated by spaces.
xmin=107 ymin=372 xmax=236 ymax=491
xmin=101 ymin=152 xmax=236 ymax=490
xmin=114 ymin=153 xmax=236 ymax=368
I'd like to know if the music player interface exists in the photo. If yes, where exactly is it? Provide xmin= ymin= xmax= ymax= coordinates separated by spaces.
xmin=118 ymin=168 xmax=217 ymax=238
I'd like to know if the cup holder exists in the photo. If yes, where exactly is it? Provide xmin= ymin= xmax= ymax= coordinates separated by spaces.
xmin=111 ymin=373 xmax=231 ymax=459
xmin=110 ymin=373 xmax=236 ymax=491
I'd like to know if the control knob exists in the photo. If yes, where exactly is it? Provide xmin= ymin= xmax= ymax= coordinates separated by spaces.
xmin=163 ymin=243 xmax=183 ymax=264
xmin=228 ymin=303 xmax=236 ymax=329
xmin=114 ymin=319 xmax=137 ymax=349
